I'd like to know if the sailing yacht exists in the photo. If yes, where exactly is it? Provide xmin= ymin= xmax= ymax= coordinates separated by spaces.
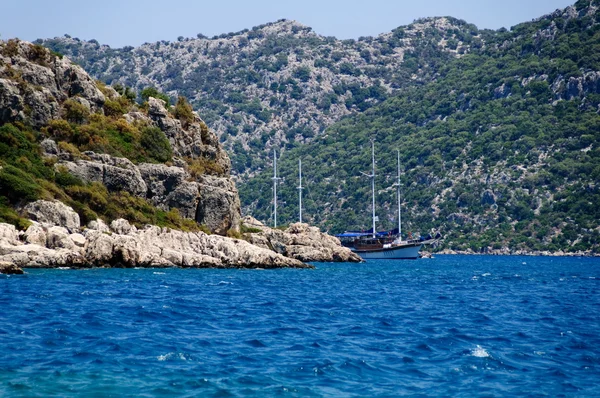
xmin=336 ymin=141 xmax=433 ymax=260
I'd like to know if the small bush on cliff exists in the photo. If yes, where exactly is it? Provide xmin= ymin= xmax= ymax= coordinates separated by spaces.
xmin=0 ymin=164 xmax=42 ymax=203
xmin=55 ymin=166 xmax=84 ymax=188
xmin=63 ymin=99 xmax=90 ymax=124
xmin=103 ymin=99 xmax=126 ymax=117
xmin=226 ymin=228 xmax=242 ymax=239
xmin=1 ymin=39 xmax=20 ymax=57
xmin=186 ymin=156 xmax=225 ymax=178
xmin=140 ymin=87 xmax=170 ymax=106
xmin=140 ymin=126 xmax=172 ymax=163
xmin=240 ymin=224 xmax=262 ymax=233
xmin=58 ymin=141 xmax=81 ymax=158
xmin=30 ymin=44 xmax=49 ymax=66
xmin=0 ymin=197 xmax=31 ymax=230
xmin=173 ymin=96 xmax=195 ymax=127
xmin=43 ymin=119 xmax=74 ymax=141
xmin=112 ymin=83 xmax=137 ymax=103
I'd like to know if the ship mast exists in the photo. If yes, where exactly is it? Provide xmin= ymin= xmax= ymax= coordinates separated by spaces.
xmin=370 ymin=138 xmax=376 ymax=238
xmin=397 ymin=150 xmax=402 ymax=240
xmin=360 ymin=138 xmax=377 ymax=238
xmin=298 ymin=159 xmax=303 ymax=223
xmin=272 ymin=149 xmax=280 ymax=228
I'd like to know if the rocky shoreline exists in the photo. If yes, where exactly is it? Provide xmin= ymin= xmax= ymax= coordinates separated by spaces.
xmin=0 ymin=200 xmax=365 ymax=274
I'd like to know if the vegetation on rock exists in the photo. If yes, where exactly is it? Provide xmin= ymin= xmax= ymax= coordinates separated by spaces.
xmin=0 ymin=40 xmax=231 ymax=233
xmin=241 ymin=1 xmax=600 ymax=253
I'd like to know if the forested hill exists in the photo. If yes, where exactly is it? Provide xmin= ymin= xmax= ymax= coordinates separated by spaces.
xmin=241 ymin=0 xmax=600 ymax=254
xmin=41 ymin=16 xmax=484 ymax=177
xmin=39 ymin=1 xmax=600 ymax=253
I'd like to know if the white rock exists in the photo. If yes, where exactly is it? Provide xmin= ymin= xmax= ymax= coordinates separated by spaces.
xmin=24 ymin=222 xmax=47 ymax=246
xmin=23 ymin=200 xmax=80 ymax=232
xmin=110 ymin=219 xmax=137 ymax=235
xmin=69 ymin=233 xmax=86 ymax=247
xmin=0 ymin=223 xmax=19 ymax=245
xmin=87 ymin=219 xmax=110 ymax=233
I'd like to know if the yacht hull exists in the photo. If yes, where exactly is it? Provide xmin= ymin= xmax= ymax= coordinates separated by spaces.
xmin=353 ymin=242 xmax=422 ymax=260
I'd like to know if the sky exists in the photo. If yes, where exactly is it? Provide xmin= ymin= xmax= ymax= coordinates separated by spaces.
xmin=2 ymin=0 xmax=576 ymax=48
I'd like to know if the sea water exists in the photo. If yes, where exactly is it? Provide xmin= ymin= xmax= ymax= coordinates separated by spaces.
xmin=1 ymin=255 xmax=599 ymax=397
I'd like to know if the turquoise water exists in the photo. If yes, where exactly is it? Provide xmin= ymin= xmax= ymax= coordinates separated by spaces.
xmin=1 ymin=255 xmax=599 ymax=397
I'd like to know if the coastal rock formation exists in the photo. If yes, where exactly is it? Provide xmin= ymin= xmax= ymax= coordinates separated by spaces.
xmin=0 ymin=211 xmax=311 ymax=269
xmin=241 ymin=216 xmax=362 ymax=262
xmin=52 ymin=149 xmax=241 ymax=234
xmin=0 ymin=261 xmax=24 ymax=274
xmin=1 ymin=39 xmax=239 ymax=235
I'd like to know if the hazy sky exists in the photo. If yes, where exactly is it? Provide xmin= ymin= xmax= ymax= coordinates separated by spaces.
xmin=2 ymin=0 xmax=575 ymax=48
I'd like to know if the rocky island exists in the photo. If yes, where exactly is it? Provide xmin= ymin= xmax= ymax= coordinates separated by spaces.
xmin=0 ymin=39 xmax=358 ymax=272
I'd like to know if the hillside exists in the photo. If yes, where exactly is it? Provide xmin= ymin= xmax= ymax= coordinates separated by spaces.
xmin=36 ymin=0 xmax=600 ymax=254
xmin=41 ymin=17 xmax=484 ymax=177
xmin=0 ymin=39 xmax=239 ymax=235
xmin=241 ymin=0 xmax=600 ymax=254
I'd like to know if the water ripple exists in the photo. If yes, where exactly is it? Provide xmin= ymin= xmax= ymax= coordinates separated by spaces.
xmin=1 ymin=256 xmax=599 ymax=396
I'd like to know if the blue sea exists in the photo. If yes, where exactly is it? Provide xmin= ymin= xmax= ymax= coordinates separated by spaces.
xmin=1 ymin=255 xmax=599 ymax=397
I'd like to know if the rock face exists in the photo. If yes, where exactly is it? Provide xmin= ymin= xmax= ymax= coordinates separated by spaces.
xmin=0 ymin=202 xmax=311 ymax=269
xmin=0 ymin=39 xmax=105 ymax=128
xmin=241 ymin=216 xmax=362 ymax=263
xmin=0 ymin=261 xmax=24 ymax=274
xmin=23 ymin=200 xmax=81 ymax=232
xmin=146 ymin=97 xmax=230 ymax=174
xmin=53 ymin=151 xmax=241 ymax=234
xmin=59 ymin=152 xmax=148 ymax=197
xmin=196 ymin=175 xmax=241 ymax=235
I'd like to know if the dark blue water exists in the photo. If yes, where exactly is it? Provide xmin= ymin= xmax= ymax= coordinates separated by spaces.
xmin=1 ymin=256 xmax=599 ymax=397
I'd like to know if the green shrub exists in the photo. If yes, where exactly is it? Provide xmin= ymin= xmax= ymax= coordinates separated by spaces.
xmin=43 ymin=119 xmax=74 ymax=141
xmin=173 ymin=96 xmax=195 ymax=127
xmin=103 ymin=99 xmax=126 ymax=117
xmin=58 ymin=141 xmax=81 ymax=158
xmin=140 ymin=126 xmax=172 ymax=163
xmin=55 ymin=166 xmax=84 ymax=188
xmin=140 ymin=87 xmax=170 ymax=106
xmin=0 ymin=164 xmax=42 ymax=203
xmin=63 ymin=99 xmax=90 ymax=124
xmin=186 ymin=156 xmax=225 ymax=178
xmin=66 ymin=183 xmax=109 ymax=211
xmin=227 ymin=228 xmax=242 ymax=239
xmin=0 ymin=197 xmax=31 ymax=230
xmin=240 ymin=224 xmax=262 ymax=233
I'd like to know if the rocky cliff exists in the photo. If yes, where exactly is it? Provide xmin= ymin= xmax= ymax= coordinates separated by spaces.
xmin=0 ymin=39 xmax=239 ymax=234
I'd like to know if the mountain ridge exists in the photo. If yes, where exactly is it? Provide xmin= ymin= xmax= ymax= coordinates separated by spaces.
xmin=34 ymin=0 xmax=600 ymax=253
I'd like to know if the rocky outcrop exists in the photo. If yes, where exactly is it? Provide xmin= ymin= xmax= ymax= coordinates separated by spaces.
xmin=241 ymin=216 xmax=362 ymax=262
xmin=146 ymin=97 xmax=231 ymax=174
xmin=23 ymin=200 xmax=80 ymax=232
xmin=0 ymin=261 xmax=24 ymax=274
xmin=59 ymin=151 xmax=148 ymax=197
xmin=196 ymin=175 xmax=241 ymax=235
xmin=0 ymin=39 xmax=105 ymax=127
xmin=0 ymin=212 xmax=311 ymax=269
xmin=53 ymin=151 xmax=241 ymax=234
